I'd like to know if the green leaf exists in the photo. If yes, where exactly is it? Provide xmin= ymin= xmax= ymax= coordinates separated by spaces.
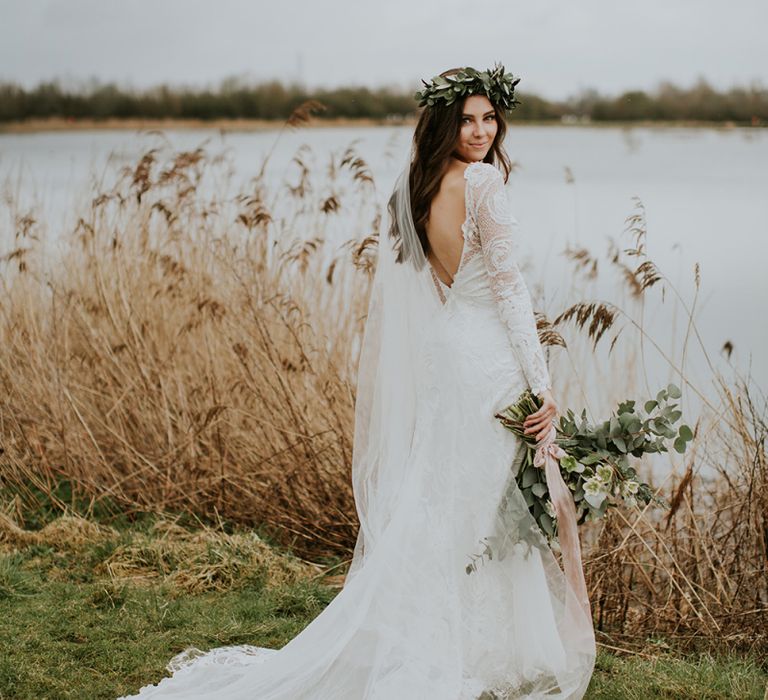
xmin=531 ymin=482 xmax=548 ymax=498
xmin=667 ymin=410 xmax=682 ymax=423
xmin=673 ymin=436 xmax=687 ymax=453
xmin=661 ymin=424 xmax=677 ymax=439
xmin=667 ymin=383 xmax=682 ymax=399
xmin=644 ymin=400 xmax=658 ymax=413
xmin=618 ymin=412 xmax=632 ymax=428
xmin=539 ymin=513 xmax=555 ymax=537
xmin=613 ymin=437 xmax=627 ymax=453
xmin=521 ymin=465 xmax=539 ymax=488
xmin=679 ymin=424 xmax=693 ymax=441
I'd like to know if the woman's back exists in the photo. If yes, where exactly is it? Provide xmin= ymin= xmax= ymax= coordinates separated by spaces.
xmin=425 ymin=161 xmax=470 ymax=288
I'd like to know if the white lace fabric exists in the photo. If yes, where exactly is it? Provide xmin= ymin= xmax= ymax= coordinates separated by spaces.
xmin=465 ymin=162 xmax=552 ymax=397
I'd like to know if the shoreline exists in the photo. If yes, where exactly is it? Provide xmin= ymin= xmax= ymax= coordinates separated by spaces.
xmin=0 ymin=116 xmax=762 ymax=134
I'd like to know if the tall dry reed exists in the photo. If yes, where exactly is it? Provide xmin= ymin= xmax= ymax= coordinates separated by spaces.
xmin=0 ymin=117 xmax=764 ymax=652
xmin=0 ymin=132 xmax=376 ymax=557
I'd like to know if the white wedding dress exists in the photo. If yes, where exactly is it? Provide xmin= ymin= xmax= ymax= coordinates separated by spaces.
xmin=119 ymin=161 xmax=595 ymax=699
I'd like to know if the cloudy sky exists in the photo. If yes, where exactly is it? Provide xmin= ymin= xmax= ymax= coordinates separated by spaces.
xmin=1 ymin=0 xmax=766 ymax=100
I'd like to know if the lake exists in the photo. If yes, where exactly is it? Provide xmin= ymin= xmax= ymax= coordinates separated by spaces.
xmin=1 ymin=124 xmax=766 ymax=393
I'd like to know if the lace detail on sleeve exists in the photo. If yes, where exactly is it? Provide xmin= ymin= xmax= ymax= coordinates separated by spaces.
xmin=467 ymin=163 xmax=552 ymax=396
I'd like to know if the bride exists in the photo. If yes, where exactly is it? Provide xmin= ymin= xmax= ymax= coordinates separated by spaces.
xmin=120 ymin=63 xmax=596 ymax=700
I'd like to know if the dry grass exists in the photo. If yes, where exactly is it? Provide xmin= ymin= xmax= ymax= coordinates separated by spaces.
xmin=0 ymin=511 xmax=117 ymax=550
xmin=0 ymin=510 xmax=316 ymax=595
xmin=0 ymin=119 xmax=765 ymax=653
xmin=98 ymin=519 xmax=314 ymax=594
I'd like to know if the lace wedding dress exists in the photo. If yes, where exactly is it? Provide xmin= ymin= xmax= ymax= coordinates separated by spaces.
xmin=119 ymin=161 xmax=595 ymax=699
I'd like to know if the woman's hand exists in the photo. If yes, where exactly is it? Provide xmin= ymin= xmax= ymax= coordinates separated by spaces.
xmin=523 ymin=389 xmax=558 ymax=442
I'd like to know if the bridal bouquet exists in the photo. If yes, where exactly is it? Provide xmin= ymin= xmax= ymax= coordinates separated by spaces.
xmin=494 ymin=384 xmax=692 ymax=540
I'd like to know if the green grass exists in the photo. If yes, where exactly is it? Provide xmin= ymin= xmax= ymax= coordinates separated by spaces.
xmin=0 ymin=512 xmax=338 ymax=699
xmin=0 ymin=514 xmax=765 ymax=700
xmin=1 ymin=572 xmax=337 ymax=699
xmin=587 ymin=650 xmax=766 ymax=699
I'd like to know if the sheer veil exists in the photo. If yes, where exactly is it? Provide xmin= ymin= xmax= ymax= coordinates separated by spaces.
xmin=346 ymin=149 xmax=438 ymax=584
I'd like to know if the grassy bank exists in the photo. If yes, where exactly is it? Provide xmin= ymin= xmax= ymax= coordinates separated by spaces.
xmin=1 ymin=512 xmax=765 ymax=700
xmin=0 ymin=511 xmax=338 ymax=699
xmin=0 ymin=116 xmax=400 ymax=134
xmin=0 ymin=116 xmax=762 ymax=134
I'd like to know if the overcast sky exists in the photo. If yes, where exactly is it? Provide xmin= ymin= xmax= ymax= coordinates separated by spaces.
xmin=1 ymin=0 xmax=766 ymax=100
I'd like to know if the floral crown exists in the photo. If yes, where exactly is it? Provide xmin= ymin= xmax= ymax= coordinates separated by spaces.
xmin=414 ymin=61 xmax=522 ymax=111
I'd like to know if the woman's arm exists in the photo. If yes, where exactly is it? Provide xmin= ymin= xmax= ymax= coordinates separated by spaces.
xmin=471 ymin=164 xmax=558 ymax=439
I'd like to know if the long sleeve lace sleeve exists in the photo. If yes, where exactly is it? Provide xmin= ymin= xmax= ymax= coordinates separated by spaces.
xmin=470 ymin=164 xmax=552 ymax=396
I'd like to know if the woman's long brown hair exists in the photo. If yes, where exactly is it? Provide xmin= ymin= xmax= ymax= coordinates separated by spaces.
xmin=407 ymin=67 xmax=513 ymax=260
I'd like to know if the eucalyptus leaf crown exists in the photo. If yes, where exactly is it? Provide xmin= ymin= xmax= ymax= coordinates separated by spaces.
xmin=414 ymin=61 xmax=522 ymax=111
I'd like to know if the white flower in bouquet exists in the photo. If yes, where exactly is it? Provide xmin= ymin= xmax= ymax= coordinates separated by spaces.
xmin=558 ymin=455 xmax=585 ymax=474
xmin=596 ymin=464 xmax=614 ymax=484
xmin=620 ymin=479 xmax=640 ymax=507
xmin=621 ymin=479 xmax=640 ymax=497
xmin=583 ymin=477 xmax=603 ymax=495
xmin=583 ymin=476 xmax=608 ymax=509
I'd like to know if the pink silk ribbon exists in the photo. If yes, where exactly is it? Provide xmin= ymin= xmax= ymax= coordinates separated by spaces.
xmin=534 ymin=426 xmax=592 ymax=620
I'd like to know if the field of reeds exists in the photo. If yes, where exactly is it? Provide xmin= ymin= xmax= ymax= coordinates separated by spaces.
xmin=0 ymin=113 xmax=765 ymax=667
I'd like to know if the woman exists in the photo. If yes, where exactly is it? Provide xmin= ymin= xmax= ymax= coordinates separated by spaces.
xmin=121 ymin=63 xmax=596 ymax=700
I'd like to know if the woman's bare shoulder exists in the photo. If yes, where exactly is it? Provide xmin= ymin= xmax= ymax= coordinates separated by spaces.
xmin=435 ymin=165 xmax=468 ymax=206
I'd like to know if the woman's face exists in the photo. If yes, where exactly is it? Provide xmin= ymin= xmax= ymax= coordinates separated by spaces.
xmin=454 ymin=94 xmax=498 ymax=162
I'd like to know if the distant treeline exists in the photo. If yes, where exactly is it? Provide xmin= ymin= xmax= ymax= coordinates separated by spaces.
xmin=0 ymin=77 xmax=765 ymax=125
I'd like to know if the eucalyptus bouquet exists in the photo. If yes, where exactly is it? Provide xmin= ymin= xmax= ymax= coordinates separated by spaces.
xmin=494 ymin=384 xmax=692 ymax=540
